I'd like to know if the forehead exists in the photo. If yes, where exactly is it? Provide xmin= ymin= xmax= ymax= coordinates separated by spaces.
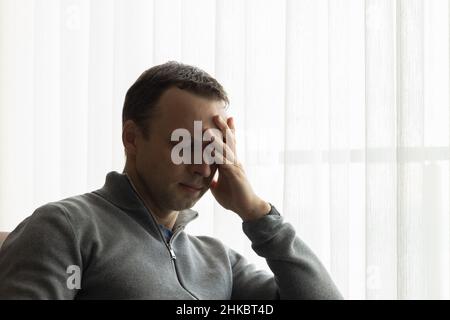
xmin=153 ymin=86 xmax=228 ymax=133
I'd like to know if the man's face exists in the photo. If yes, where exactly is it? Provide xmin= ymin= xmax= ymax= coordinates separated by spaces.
xmin=133 ymin=86 xmax=227 ymax=212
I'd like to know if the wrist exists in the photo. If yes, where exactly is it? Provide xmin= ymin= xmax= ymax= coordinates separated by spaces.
xmin=239 ymin=199 xmax=271 ymax=222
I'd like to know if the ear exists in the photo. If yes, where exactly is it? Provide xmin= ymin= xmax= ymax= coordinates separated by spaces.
xmin=122 ymin=120 xmax=139 ymax=157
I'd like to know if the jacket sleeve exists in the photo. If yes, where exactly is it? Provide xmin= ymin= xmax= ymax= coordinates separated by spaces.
xmin=0 ymin=204 xmax=82 ymax=299
xmin=230 ymin=205 xmax=343 ymax=300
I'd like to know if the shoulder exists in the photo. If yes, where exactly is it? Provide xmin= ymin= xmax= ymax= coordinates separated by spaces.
xmin=37 ymin=191 xmax=112 ymax=225
xmin=21 ymin=192 xmax=108 ymax=244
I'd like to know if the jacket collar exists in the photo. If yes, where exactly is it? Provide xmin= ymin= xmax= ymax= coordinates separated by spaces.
xmin=93 ymin=171 xmax=199 ymax=229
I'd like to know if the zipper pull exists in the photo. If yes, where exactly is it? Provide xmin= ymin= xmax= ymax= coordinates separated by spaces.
xmin=169 ymin=246 xmax=176 ymax=260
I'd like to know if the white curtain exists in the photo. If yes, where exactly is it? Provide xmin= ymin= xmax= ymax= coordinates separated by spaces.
xmin=0 ymin=0 xmax=449 ymax=300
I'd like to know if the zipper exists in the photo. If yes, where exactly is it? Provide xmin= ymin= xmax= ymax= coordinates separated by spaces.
xmin=125 ymin=174 xmax=198 ymax=299
xmin=166 ymin=226 xmax=179 ymax=260
xmin=150 ymin=218 xmax=198 ymax=299
xmin=168 ymin=245 xmax=176 ymax=260
xmin=164 ymin=226 xmax=181 ymax=260
xmin=166 ymin=226 xmax=199 ymax=299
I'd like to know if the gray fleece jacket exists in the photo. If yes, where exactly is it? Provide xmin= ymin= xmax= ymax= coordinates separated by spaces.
xmin=0 ymin=171 xmax=342 ymax=299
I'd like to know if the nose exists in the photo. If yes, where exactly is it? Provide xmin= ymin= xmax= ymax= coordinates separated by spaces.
xmin=191 ymin=162 xmax=212 ymax=178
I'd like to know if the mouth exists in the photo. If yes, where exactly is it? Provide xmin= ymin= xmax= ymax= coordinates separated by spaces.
xmin=179 ymin=183 xmax=204 ymax=193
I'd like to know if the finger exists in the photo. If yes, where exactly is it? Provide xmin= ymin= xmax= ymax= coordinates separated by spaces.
xmin=209 ymin=140 xmax=236 ymax=165
xmin=227 ymin=117 xmax=235 ymax=135
xmin=205 ymin=121 xmax=237 ymax=164
xmin=213 ymin=116 xmax=233 ymax=143
xmin=214 ymin=116 xmax=236 ymax=151
xmin=202 ymin=133 xmax=235 ymax=165
xmin=225 ymin=117 xmax=236 ymax=152
xmin=213 ymin=115 xmax=228 ymax=131
xmin=204 ymin=126 xmax=234 ymax=156
xmin=203 ymin=127 xmax=225 ymax=150
xmin=224 ymin=127 xmax=236 ymax=154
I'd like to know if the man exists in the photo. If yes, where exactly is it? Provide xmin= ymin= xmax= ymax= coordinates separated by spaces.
xmin=0 ymin=61 xmax=342 ymax=299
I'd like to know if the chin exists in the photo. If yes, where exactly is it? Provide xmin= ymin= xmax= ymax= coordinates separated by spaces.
xmin=172 ymin=203 xmax=195 ymax=211
xmin=170 ymin=198 xmax=198 ymax=211
xmin=167 ymin=189 xmax=206 ymax=211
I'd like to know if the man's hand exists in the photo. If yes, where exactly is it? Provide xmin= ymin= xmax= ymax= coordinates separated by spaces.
xmin=208 ymin=116 xmax=271 ymax=221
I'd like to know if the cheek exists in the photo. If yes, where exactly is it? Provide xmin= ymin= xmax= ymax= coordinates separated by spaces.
xmin=136 ymin=147 xmax=153 ymax=164
xmin=161 ymin=151 xmax=187 ymax=176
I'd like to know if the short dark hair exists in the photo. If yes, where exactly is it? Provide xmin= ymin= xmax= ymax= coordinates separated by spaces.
xmin=122 ymin=61 xmax=229 ymax=137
